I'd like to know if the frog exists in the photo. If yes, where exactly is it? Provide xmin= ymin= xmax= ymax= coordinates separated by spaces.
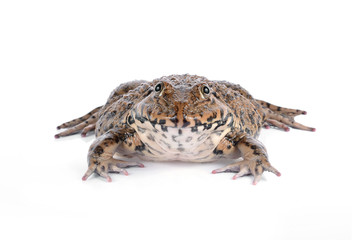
xmin=55 ymin=74 xmax=315 ymax=184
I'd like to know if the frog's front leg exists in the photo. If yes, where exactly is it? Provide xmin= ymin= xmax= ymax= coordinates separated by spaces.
xmin=212 ymin=135 xmax=280 ymax=185
xmin=82 ymin=128 xmax=144 ymax=182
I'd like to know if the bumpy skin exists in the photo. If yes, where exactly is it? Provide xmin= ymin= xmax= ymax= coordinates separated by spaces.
xmin=56 ymin=74 xmax=315 ymax=184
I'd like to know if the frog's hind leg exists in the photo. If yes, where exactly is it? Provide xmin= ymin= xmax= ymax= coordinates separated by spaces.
xmin=56 ymin=106 xmax=102 ymax=130
xmin=256 ymin=100 xmax=307 ymax=117
xmin=265 ymin=109 xmax=315 ymax=132
xmin=55 ymin=110 xmax=100 ymax=138
xmin=256 ymin=100 xmax=315 ymax=131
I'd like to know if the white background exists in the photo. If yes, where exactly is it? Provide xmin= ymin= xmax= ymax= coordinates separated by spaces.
xmin=0 ymin=0 xmax=353 ymax=239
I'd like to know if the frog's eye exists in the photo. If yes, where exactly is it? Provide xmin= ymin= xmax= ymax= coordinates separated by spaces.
xmin=155 ymin=83 xmax=162 ymax=92
xmin=200 ymin=85 xmax=211 ymax=99
xmin=203 ymin=86 xmax=210 ymax=94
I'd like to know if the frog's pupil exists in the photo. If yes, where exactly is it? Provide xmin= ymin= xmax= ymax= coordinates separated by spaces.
xmin=155 ymin=84 xmax=161 ymax=92
xmin=203 ymin=86 xmax=210 ymax=94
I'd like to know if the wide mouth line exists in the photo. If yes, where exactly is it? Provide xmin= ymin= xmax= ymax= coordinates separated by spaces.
xmin=133 ymin=111 xmax=232 ymax=129
xmin=147 ymin=117 xmax=230 ymax=131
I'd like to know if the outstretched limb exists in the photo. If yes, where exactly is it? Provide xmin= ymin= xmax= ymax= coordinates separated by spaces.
xmin=212 ymin=135 xmax=280 ymax=185
xmin=55 ymin=79 xmax=149 ymax=139
xmin=55 ymin=106 xmax=101 ymax=138
xmin=265 ymin=109 xmax=315 ymax=131
xmin=55 ymin=112 xmax=99 ymax=138
xmin=57 ymin=106 xmax=101 ymax=130
xmin=82 ymin=128 xmax=144 ymax=182
xmin=256 ymin=100 xmax=307 ymax=117
xmin=256 ymin=100 xmax=315 ymax=132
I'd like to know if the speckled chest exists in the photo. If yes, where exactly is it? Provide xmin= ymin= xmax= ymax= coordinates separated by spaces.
xmin=128 ymin=117 xmax=234 ymax=162
xmin=97 ymin=75 xmax=265 ymax=162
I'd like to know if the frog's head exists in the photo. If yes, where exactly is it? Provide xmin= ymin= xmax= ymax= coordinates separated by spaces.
xmin=130 ymin=74 xmax=233 ymax=134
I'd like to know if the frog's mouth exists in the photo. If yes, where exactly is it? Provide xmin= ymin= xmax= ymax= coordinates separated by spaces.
xmin=129 ymin=108 xmax=234 ymax=134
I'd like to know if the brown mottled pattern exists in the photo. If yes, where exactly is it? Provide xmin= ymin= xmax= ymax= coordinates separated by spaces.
xmin=56 ymin=74 xmax=315 ymax=184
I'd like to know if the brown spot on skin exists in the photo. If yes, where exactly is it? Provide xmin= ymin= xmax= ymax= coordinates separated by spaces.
xmin=213 ymin=148 xmax=223 ymax=155
xmin=191 ymin=126 xmax=198 ymax=132
xmin=253 ymin=150 xmax=261 ymax=155
xmin=94 ymin=146 xmax=104 ymax=156
xmin=135 ymin=145 xmax=145 ymax=151
xmin=147 ymin=134 xmax=155 ymax=141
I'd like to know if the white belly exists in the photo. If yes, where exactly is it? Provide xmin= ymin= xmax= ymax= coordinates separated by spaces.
xmin=133 ymin=123 xmax=231 ymax=162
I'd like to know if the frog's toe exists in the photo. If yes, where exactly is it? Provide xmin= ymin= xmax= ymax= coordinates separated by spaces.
xmin=82 ymin=163 xmax=97 ymax=181
xmin=263 ymin=164 xmax=281 ymax=177
xmin=266 ymin=119 xmax=290 ymax=131
xmin=83 ymin=159 xmax=144 ymax=182
xmin=82 ymin=162 xmax=127 ymax=182
xmin=212 ymin=159 xmax=281 ymax=185
xmin=232 ymin=167 xmax=251 ymax=180
xmin=251 ymin=162 xmax=281 ymax=185
xmin=81 ymin=124 xmax=96 ymax=137
xmin=112 ymin=159 xmax=145 ymax=168
xmin=98 ymin=171 xmax=113 ymax=182
xmin=211 ymin=161 xmax=243 ymax=174
xmin=267 ymin=110 xmax=315 ymax=132
xmin=56 ymin=118 xmax=97 ymax=138
xmin=57 ymin=106 xmax=101 ymax=130
xmin=109 ymin=165 xmax=129 ymax=176
xmin=257 ymin=100 xmax=307 ymax=117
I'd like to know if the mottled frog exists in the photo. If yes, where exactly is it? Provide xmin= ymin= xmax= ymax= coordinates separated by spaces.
xmin=55 ymin=74 xmax=315 ymax=184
